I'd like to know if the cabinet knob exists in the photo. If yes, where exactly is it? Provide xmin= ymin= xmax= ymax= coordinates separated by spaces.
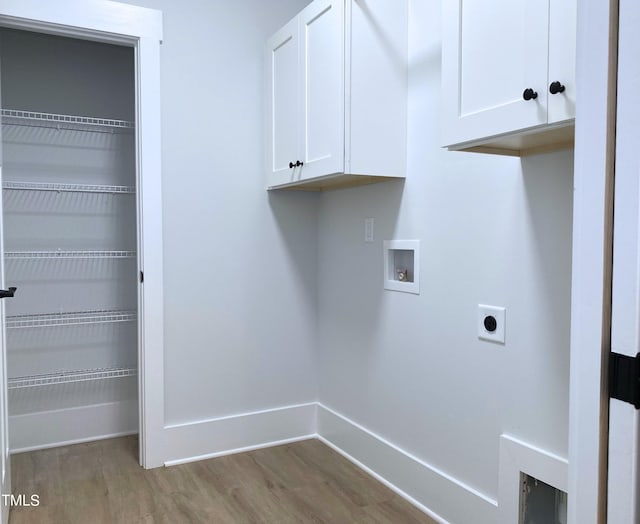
xmin=289 ymin=161 xmax=295 ymax=169
xmin=295 ymin=160 xmax=304 ymax=167
xmin=549 ymin=81 xmax=566 ymax=94
xmin=522 ymin=88 xmax=538 ymax=101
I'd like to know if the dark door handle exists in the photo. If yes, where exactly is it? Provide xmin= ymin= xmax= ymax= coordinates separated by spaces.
xmin=523 ymin=88 xmax=538 ymax=101
xmin=549 ymin=81 xmax=566 ymax=94
xmin=0 ymin=287 xmax=16 ymax=299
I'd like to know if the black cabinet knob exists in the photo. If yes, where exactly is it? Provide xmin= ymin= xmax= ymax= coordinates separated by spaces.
xmin=523 ymin=88 xmax=538 ymax=101
xmin=295 ymin=160 xmax=304 ymax=167
xmin=549 ymin=81 xmax=566 ymax=94
xmin=289 ymin=161 xmax=295 ymax=169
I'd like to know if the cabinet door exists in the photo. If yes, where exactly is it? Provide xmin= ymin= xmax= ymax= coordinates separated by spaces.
xmin=548 ymin=0 xmax=576 ymax=124
xmin=442 ymin=0 xmax=550 ymax=147
xmin=266 ymin=17 xmax=300 ymax=188
xmin=298 ymin=0 xmax=344 ymax=180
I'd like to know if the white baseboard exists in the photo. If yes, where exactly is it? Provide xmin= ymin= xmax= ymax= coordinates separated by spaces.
xmin=164 ymin=434 xmax=316 ymax=467
xmin=10 ymin=400 xmax=138 ymax=453
xmin=317 ymin=404 xmax=498 ymax=524
xmin=155 ymin=401 xmax=500 ymax=523
xmin=161 ymin=402 xmax=317 ymax=466
xmin=11 ymin=400 xmax=565 ymax=524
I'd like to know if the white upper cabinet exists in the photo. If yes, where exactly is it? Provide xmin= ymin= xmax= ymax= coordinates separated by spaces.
xmin=266 ymin=0 xmax=407 ymax=191
xmin=442 ymin=0 xmax=576 ymax=156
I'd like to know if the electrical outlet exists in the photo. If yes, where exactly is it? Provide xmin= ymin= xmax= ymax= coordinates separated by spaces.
xmin=365 ymin=218 xmax=374 ymax=242
xmin=478 ymin=304 xmax=506 ymax=344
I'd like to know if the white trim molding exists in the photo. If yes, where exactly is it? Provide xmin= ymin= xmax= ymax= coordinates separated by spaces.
xmin=164 ymin=435 xmax=317 ymax=468
xmin=0 ymin=0 xmax=162 ymax=40
xmin=9 ymin=400 xmax=138 ymax=453
xmin=161 ymin=402 xmax=317 ymax=467
xmin=135 ymin=32 xmax=165 ymax=470
xmin=157 ymin=402 xmax=500 ymax=523
xmin=137 ymin=402 xmax=574 ymax=524
xmin=608 ymin=1 xmax=640 ymax=522
xmin=569 ymin=0 xmax=618 ymax=522
xmin=498 ymin=434 xmax=568 ymax=524
xmin=0 ymin=0 xmax=165 ymax=470
xmin=316 ymin=403 xmax=497 ymax=524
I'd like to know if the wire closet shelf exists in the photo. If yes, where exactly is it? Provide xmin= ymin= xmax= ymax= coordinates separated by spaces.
xmin=6 ymin=309 xmax=137 ymax=329
xmin=2 ymin=181 xmax=136 ymax=194
xmin=1 ymin=108 xmax=135 ymax=133
xmin=8 ymin=367 xmax=137 ymax=389
xmin=4 ymin=251 xmax=136 ymax=259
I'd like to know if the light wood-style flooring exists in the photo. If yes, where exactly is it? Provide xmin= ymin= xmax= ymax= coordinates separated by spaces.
xmin=9 ymin=436 xmax=437 ymax=523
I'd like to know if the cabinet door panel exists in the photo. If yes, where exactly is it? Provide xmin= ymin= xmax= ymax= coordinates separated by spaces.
xmin=299 ymin=0 xmax=344 ymax=180
xmin=548 ymin=0 xmax=576 ymax=124
xmin=266 ymin=18 xmax=299 ymax=188
xmin=442 ymin=0 xmax=549 ymax=147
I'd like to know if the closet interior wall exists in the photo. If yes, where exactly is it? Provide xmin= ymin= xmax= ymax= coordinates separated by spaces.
xmin=0 ymin=29 xmax=138 ymax=451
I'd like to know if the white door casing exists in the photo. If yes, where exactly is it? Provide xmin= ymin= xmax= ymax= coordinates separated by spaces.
xmin=568 ymin=0 xmax=618 ymax=523
xmin=0 ymin=37 xmax=10 ymax=522
xmin=0 ymin=0 xmax=165 ymax=469
xmin=608 ymin=0 xmax=640 ymax=521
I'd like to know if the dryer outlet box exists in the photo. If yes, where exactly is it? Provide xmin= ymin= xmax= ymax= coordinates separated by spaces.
xmin=478 ymin=304 xmax=506 ymax=344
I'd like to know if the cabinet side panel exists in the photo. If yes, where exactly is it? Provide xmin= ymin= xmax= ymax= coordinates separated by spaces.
xmin=348 ymin=0 xmax=407 ymax=178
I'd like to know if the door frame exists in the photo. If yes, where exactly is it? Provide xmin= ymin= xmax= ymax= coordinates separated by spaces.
xmin=568 ymin=0 xmax=618 ymax=523
xmin=607 ymin=0 xmax=640 ymax=521
xmin=0 ymin=0 xmax=166 ymax=469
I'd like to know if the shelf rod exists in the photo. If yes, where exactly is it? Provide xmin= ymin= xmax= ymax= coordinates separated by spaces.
xmin=8 ymin=367 xmax=137 ymax=389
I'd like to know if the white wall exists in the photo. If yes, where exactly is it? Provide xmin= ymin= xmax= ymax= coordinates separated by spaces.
xmin=104 ymin=1 xmax=572 ymax=519
xmin=0 ymin=29 xmax=134 ymax=120
xmin=118 ymin=0 xmax=318 ymax=425
xmin=316 ymin=0 xmax=573 ymax=520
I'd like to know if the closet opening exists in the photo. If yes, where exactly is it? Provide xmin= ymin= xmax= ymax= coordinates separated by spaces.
xmin=0 ymin=28 xmax=141 ymax=457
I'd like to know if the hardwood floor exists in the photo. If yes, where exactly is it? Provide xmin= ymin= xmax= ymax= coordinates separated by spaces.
xmin=9 ymin=436 xmax=437 ymax=523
